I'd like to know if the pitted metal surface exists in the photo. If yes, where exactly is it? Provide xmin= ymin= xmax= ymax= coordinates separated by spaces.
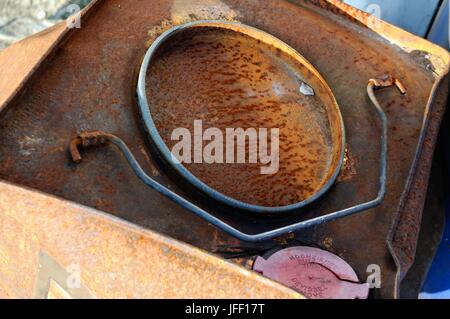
xmin=0 ymin=0 xmax=448 ymax=298
xmin=146 ymin=25 xmax=342 ymax=208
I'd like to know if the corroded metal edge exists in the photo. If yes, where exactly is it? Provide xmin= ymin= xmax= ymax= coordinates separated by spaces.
xmin=388 ymin=76 xmax=449 ymax=298
xmin=0 ymin=181 xmax=304 ymax=298
xmin=0 ymin=0 xmax=448 ymax=298
xmin=305 ymin=0 xmax=450 ymax=75
xmin=0 ymin=0 xmax=101 ymax=113
xmin=2 ymin=0 xmax=448 ymax=112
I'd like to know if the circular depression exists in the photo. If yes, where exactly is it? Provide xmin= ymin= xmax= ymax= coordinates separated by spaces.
xmin=137 ymin=21 xmax=345 ymax=213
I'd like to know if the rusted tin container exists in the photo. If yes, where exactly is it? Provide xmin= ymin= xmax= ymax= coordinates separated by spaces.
xmin=0 ymin=0 xmax=448 ymax=298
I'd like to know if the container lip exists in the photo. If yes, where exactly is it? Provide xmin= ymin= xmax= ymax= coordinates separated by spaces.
xmin=136 ymin=20 xmax=346 ymax=214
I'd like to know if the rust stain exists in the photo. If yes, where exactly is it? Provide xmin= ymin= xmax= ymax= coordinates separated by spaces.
xmin=337 ymin=146 xmax=357 ymax=182
xmin=147 ymin=26 xmax=341 ymax=207
xmin=0 ymin=0 xmax=447 ymax=299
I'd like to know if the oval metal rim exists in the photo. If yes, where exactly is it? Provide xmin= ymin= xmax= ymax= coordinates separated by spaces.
xmin=136 ymin=20 xmax=346 ymax=214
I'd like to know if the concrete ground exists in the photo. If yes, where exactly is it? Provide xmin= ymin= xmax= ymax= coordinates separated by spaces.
xmin=0 ymin=0 xmax=91 ymax=51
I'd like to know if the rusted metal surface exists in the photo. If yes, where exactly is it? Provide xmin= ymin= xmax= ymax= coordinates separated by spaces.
xmin=399 ymin=145 xmax=448 ymax=298
xmin=0 ymin=0 xmax=448 ymax=298
xmin=0 ymin=22 xmax=66 ymax=113
xmin=388 ymin=76 xmax=449 ymax=297
xmin=0 ymin=0 xmax=99 ymax=113
xmin=303 ymin=0 xmax=450 ymax=299
xmin=0 ymin=182 xmax=302 ymax=299
xmin=144 ymin=21 xmax=344 ymax=209
xmin=368 ymin=75 xmax=407 ymax=95
xmin=70 ymin=131 xmax=110 ymax=164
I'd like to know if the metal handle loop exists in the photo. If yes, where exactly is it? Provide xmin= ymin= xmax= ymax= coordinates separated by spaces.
xmin=70 ymin=76 xmax=405 ymax=242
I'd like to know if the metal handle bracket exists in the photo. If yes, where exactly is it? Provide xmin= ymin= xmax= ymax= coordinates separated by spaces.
xmin=69 ymin=76 xmax=405 ymax=242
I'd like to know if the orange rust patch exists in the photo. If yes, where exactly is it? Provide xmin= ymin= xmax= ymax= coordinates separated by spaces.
xmin=147 ymin=27 xmax=336 ymax=207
